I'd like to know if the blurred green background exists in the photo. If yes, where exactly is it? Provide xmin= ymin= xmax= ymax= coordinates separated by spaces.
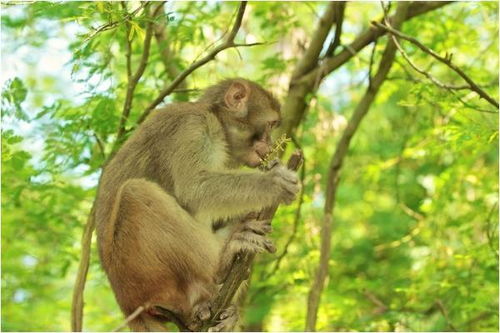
xmin=1 ymin=1 xmax=498 ymax=331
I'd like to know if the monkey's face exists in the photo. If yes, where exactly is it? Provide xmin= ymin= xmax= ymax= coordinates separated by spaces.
xmin=226 ymin=109 xmax=281 ymax=168
xmin=219 ymin=80 xmax=281 ymax=168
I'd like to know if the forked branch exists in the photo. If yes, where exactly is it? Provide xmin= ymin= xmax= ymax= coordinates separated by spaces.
xmin=373 ymin=21 xmax=499 ymax=109
xmin=305 ymin=2 xmax=411 ymax=330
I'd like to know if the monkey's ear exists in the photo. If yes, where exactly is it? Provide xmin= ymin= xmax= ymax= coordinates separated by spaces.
xmin=224 ymin=81 xmax=249 ymax=117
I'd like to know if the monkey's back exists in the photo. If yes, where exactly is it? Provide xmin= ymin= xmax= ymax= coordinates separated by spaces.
xmin=95 ymin=103 xmax=227 ymax=264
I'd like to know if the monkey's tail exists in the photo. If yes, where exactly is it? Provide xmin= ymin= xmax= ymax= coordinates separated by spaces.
xmin=100 ymin=180 xmax=130 ymax=262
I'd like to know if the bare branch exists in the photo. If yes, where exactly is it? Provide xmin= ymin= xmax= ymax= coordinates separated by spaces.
xmin=299 ymin=2 xmax=454 ymax=86
xmin=137 ymin=1 xmax=262 ymax=125
xmin=198 ymin=151 xmax=304 ymax=331
xmin=93 ymin=132 xmax=106 ymax=159
xmin=112 ymin=306 xmax=145 ymax=332
xmin=121 ymin=2 xmax=133 ymax=79
xmin=368 ymin=40 xmax=378 ymax=87
xmin=153 ymin=8 xmax=190 ymax=101
xmin=324 ymin=1 xmax=346 ymax=58
xmin=292 ymin=2 xmax=338 ymax=80
xmin=373 ymin=21 xmax=499 ymax=109
xmin=305 ymin=3 xmax=412 ymax=330
xmin=279 ymin=1 xmax=453 ymax=138
xmin=71 ymin=205 xmax=96 ymax=331
xmin=436 ymin=299 xmax=458 ymax=331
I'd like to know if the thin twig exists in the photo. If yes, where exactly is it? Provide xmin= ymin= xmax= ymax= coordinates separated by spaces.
xmin=368 ymin=40 xmax=378 ymax=88
xmin=115 ymin=2 xmax=164 ymax=145
xmin=121 ymin=2 xmax=133 ymax=79
xmin=82 ymin=2 xmax=147 ymax=45
xmin=264 ymin=137 xmax=306 ymax=279
xmin=363 ymin=289 xmax=388 ymax=314
xmin=93 ymin=132 xmax=106 ymax=159
xmin=436 ymin=299 xmax=457 ymax=331
xmin=71 ymin=205 xmax=96 ymax=331
xmin=387 ymin=26 xmax=476 ymax=91
xmin=373 ymin=21 xmax=499 ymax=109
xmin=112 ymin=306 xmax=145 ymax=332
xmin=153 ymin=8 xmax=189 ymax=101
xmin=137 ymin=1 xmax=263 ymax=125
xmin=265 ymin=151 xmax=306 ymax=279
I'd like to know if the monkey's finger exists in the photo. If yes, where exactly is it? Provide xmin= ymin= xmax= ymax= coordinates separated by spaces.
xmin=276 ymin=168 xmax=299 ymax=184
xmin=244 ymin=220 xmax=272 ymax=235
xmin=264 ymin=239 xmax=277 ymax=253
xmin=244 ymin=225 xmax=266 ymax=235
xmin=208 ymin=323 xmax=225 ymax=332
xmin=219 ymin=305 xmax=236 ymax=320
xmin=245 ymin=211 xmax=259 ymax=220
xmin=268 ymin=159 xmax=281 ymax=169
xmin=278 ymin=180 xmax=300 ymax=198
xmin=279 ymin=168 xmax=299 ymax=183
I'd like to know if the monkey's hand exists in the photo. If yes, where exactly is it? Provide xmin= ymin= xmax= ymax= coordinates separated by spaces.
xmin=268 ymin=164 xmax=301 ymax=205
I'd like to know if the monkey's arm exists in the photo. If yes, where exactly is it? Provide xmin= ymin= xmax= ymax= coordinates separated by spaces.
xmin=177 ymin=168 xmax=287 ymax=220
xmin=167 ymin=113 xmax=297 ymax=220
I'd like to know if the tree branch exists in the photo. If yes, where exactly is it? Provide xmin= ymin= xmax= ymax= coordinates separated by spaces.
xmin=115 ymin=2 xmax=163 ymax=144
xmin=304 ymin=3 xmax=411 ymax=331
xmin=264 ymin=149 xmax=306 ymax=279
xmin=292 ymin=2 xmax=338 ymax=80
xmin=198 ymin=151 xmax=304 ymax=331
xmin=112 ymin=305 xmax=146 ymax=332
xmin=324 ymin=1 xmax=346 ymax=58
xmin=153 ymin=9 xmax=189 ymax=101
xmin=299 ymin=2 xmax=454 ymax=86
xmin=137 ymin=1 xmax=261 ymax=125
xmin=279 ymin=1 xmax=453 ymax=138
xmin=82 ymin=2 xmax=147 ymax=45
xmin=373 ymin=21 xmax=499 ymax=109
xmin=71 ymin=205 xmax=96 ymax=332
xmin=121 ymin=2 xmax=133 ymax=80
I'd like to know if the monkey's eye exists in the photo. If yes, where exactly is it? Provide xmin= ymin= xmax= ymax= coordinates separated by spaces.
xmin=268 ymin=120 xmax=279 ymax=129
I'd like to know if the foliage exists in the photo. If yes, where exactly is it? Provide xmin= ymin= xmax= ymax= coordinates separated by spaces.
xmin=1 ymin=1 xmax=498 ymax=331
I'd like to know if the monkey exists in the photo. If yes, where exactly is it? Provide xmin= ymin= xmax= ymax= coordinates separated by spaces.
xmin=95 ymin=78 xmax=300 ymax=331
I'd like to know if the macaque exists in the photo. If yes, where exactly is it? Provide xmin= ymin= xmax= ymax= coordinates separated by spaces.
xmin=95 ymin=78 xmax=300 ymax=331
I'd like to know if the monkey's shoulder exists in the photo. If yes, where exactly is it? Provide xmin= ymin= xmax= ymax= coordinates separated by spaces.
xmin=147 ymin=103 xmax=225 ymax=138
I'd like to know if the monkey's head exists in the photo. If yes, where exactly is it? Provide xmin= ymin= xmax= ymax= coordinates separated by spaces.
xmin=201 ymin=78 xmax=281 ymax=168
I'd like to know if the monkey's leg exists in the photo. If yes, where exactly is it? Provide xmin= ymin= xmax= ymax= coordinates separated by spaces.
xmin=107 ymin=179 xmax=221 ymax=331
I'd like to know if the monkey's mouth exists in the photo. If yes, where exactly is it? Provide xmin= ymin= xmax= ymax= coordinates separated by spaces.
xmin=256 ymin=149 xmax=267 ymax=160
xmin=243 ymin=150 xmax=264 ymax=168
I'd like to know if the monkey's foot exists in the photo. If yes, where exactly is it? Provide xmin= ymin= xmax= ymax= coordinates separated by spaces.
xmin=242 ymin=219 xmax=272 ymax=235
xmin=230 ymin=227 xmax=276 ymax=254
xmin=216 ymin=220 xmax=275 ymax=284
xmin=208 ymin=305 xmax=239 ymax=332
xmin=188 ymin=301 xmax=212 ymax=330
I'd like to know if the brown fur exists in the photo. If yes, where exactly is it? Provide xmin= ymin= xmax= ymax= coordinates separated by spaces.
xmin=95 ymin=78 xmax=299 ymax=331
